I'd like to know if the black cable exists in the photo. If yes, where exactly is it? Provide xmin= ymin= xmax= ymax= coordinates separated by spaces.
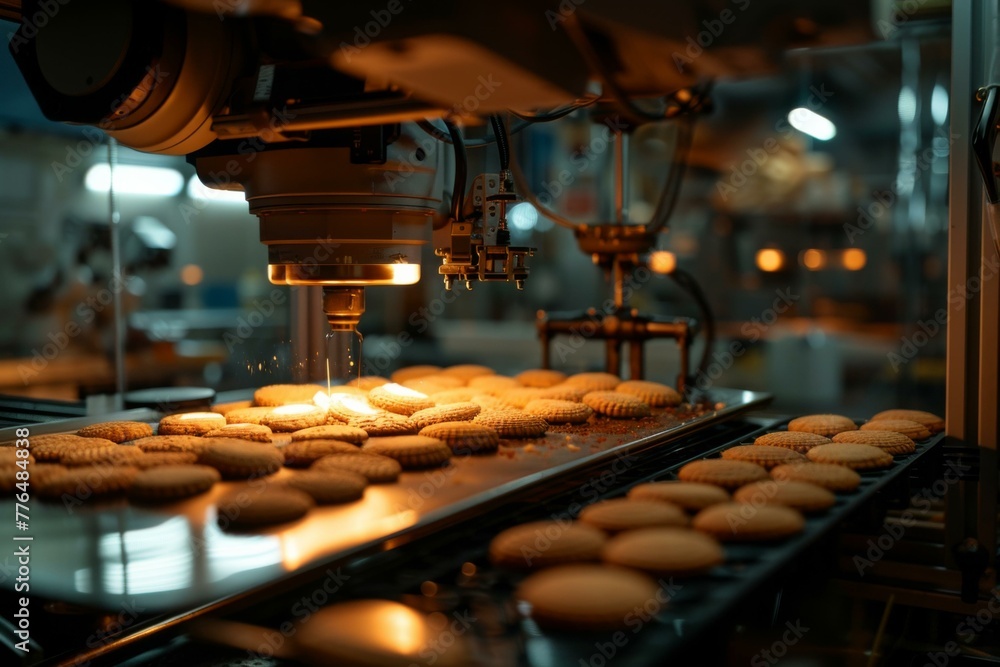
xmin=444 ymin=119 xmax=466 ymax=222
xmin=489 ymin=114 xmax=510 ymax=171
xmin=667 ymin=267 xmax=715 ymax=385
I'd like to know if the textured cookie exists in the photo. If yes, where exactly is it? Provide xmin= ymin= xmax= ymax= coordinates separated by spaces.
xmin=693 ymin=503 xmax=805 ymax=541
xmin=582 ymin=391 xmax=651 ymax=419
xmin=348 ymin=413 xmax=417 ymax=436
xmin=401 ymin=376 xmax=464 ymax=395
xmin=261 ymin=404 xmax=328 ymax=432
xmin=677 ymin=459 xmax=770 ymax=490
xmin=627 ymin=481 xmax=731 ymax=512
xmin=733 ymin=480 xmax=836 ymax=513
xmin=788 ymin=414 xmax=858 ymax=437
xmin=860 ymin=419 xmax=932 ymax=441
xmin=419 ymin=421 xmax=499 ymax=454
xmin=216 ymin=486 xmax=314 ymax=529
xmin=158 ymin=412 xmax=226 ymax=436
xmin=770 ymin=462 xmax=862 ymax=492
xmin=282 ymin=440 xmax=360 ymax=467
xmin=312 ymin=453 xmax=402 ymax=484
xmin=210 ymin=400 xmax=253 ymax=415
xmin=410 ymin=402 xmax=481 ymax=429
xmin=538 ymin=384 xmax=590 ymax=402
xmin=524 ymin=399 xmax=594 ymax=425
xmin=0 ymin=449 xmax=32 ymax=467
xmin=253 ymin=384 xmax=323 ymax=407
xmin=361 ymin=435 xmax=452 ymax=469
xmin=0 ymin=464 xmax=65 ymax=492
xmin=870 ymin=409 xmax=944 ymax=433
xmin=60 ymin=445 xmax=147 ymax=467
xmin=563 ymin=372 xmax=622 ymax=392
xmin=721 ymin=445 xmax=807 ymax=470
xmin=204 ymin=423 xmax=274 ymax=443
xmin=832 ymin=430 xmax=916 ymax=455
xmin=131 ymin=452 xmax=200 ymax=469
xmin=468 ymin=394 xmax=509 ymax=410
xmin=290 ymin=424 xmax=369 ymax=445
xmin=36 ymin=465 xmax=138 ymax=500
xmin=389 ymin=365 xmax=441 ymax=384
xmin=224 ymin=406 xmax=276 ymax=425
xmin=578 ymin=498 xmax=688 ymax=533
xmin=516 ymin=369 xmax=567 ymax=388
xmin=77 ymin=421 xmax=153 ymax=443
xmin=615 ymin=380 xmax=682 ymax=407
xmin=322 ymin=393 xmax=384 ymax=422
xmin=473 ymin=410 xmax=548 ymax=438
xmin=489 ymin=520 xmax=607 ymax=569
xmin=602 ymin=528 xmax=725 ymax=577
xmin=515 ymin=564 xmax=660 ymax=631
xmin=198 ymin=440 xmax=284 ymax=478
xmin=128 ymin=464 xmax=221 ymax=502
xmin=468 ymin=375 xmax=520 ymax=395
xmin=753 ymin=431 xmax=832 ymax=453
xmin=806 ymin=443 xmax=894 ymax=470
xmin=367 ymin=384 xmax=435 ymax=416
xmin=282 ymin=469 xmax=368 ymax=505
xmin=499 ymin=387 xmax=549 ymax=409
xmin=32 ymin=437 xmax=117 ymax=462
xmin=133 ymin=435 xmax=211 ymax=454
xmin=430 ymin=388 xmax=477 ymax=405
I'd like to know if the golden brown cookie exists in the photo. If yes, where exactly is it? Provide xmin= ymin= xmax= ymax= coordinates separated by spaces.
xmin=348 ymin=413 xmax=417 ymax=436
xmin=860 ymin=419 xmax=932 ymax=441
xmin=389 ymin=365 xmax=441 ymax=384
xmin=721 ymin=444 xmax=807 ymax=470
xmin=401 ymin=376 xmax=464 ymax=395
xmin=261 ymin=404 xmax=327 ymax=432
xmin=693 ymin=503 xmax=805 ymax=542
xmin=132 ymin=435 xmax=211 ymax=454
xmin=753 ymin=431 xmax=832 ymax=453
xmin=0 ymin=464 xmax=65 ymax=492
xmin=281 ymin=469 xmax=367 ymax=505
xmin=677 ymin=459 xmax=770 ymax=490
xmin=806 ymin=443 xmax=894 ymax=470
xmin=489 ymin=520 xmax=607 ymax=569
xmin=253 ymin=384 xmax=323 ymax=407
xmin=627 ymin=481 xmax=731 ymax=512
xmin=733 ymin=480 xmax=836 ymax=513
xmin=770 ymin=462 xmax=861 ymax=492
xmin=787 ymin=414 xmax=858 ymax=437
xmin=367 ymin=384 xmax=435 ymax=416
xmin=473 ymin=410 xmax=548 ymax=438
xmin=76 ymin=421 xmax=153 ymax=443
xmin=515 ymin=564 xmax=660 ymax=631
xmin=563 ymin=372 xmax=622 ymax=392
xmin=870 ymin=409 xmax=944 ymax=433
xmin=216 ymin=486 xmax=314 ymax=529
xmin=321 ymin=393 xmax=384 ymax=422
xmin=410 ymin=402 xmax=481 ymax=429
xmin=524 ymin=399 xmax=594 ymax=425
xmin=198 ymin=440 xmax=284 ymax=479
xmin=32 ymin=437 xmax=117 ymax=463
xmin=468 ymin=394 xmax=509 ymax=410
xmin=430 ymin=388 xmax=477 ymax=405
xmin=467 ymin=375 xmax=520 ymax=395
xmin=131 ymin=452 xmax=200 ymax=469
xmin=128 ymin=464 xmax=221 ymax=502
xmin=0 ymin=449 xmax=32 ymax=467
xmin=602 ymin=528 xmax=725 ymax=576
xmin=516 ymin=369 xmax=567 ymax=388
xmin=582 ymin=391 xmax=651 ymax=419
xmin=224 ymin=406 xmax=276 ymax=425
xmin=60 ymin=445 xmax=147 ymax=467
xmin=615 ymin=380 xmax=682 ymax=407
xmin=440 ymin=364 xmax=496 ymax=381
xmin=361 ymin=435 xmax=452 ymax=469
xmin=578 ymin=498 xmax=688 ymax=533
xmin=204 ymin=423 xmax=274 ymax=443
xmin=498 ymin=387 xmax=549 ymax=409
xmin=348 ymin=376 xmax=390 ymax=391
xmin=832 ymin=430 xmax=916 ymax=455
xmin=538 ymin=384 xmax=590 ymax=402
xmin=282 ymin=440 xmax=360 ymax=467
xmin=290 ymin=424 xmax=369 ymax=444
xmin=419 ymin=421 xmax=499 ymax=454
xmin=311 ymin=453 xmax=402 ymax=484
xmin=36 ymin=465 xmax=138 ymax=500
xmin=158 ymin=412 xmax=226 ymax=436
xmin=210 ymin=400 xmax=253 ymax=415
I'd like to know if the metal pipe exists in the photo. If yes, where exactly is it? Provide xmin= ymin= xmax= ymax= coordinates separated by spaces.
xmin=107 ymin=139 xmax=125 ymax=410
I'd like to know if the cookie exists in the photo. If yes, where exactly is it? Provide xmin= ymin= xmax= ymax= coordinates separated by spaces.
xmin=733 ymin=480 xmax=836 ymax=513
xmin=440 ymin=364 xmax=495 ymax=381
xmin=467 ymin=375 xmax=520 ymax=395
xmin=32 ymin=437 xmax=116 ymax=462
xmin=430 ymin=388 xmax=477 ymax=405
xmin=806 ymin=443 xmax=894 ymax=470
xmin=770 ymin=462 xmax=862 ymax=492
xmin=322 ymin=393 xmax=384 ymax=422
xmin=410 ymin=402 xmax=481 ymax=429
xmin=253 ymin=384 xmax=323 ymax=407
xmin=578 ymin=498 xmax=688 ymax=533
xmin=615 ymin=380 xmax=682 ymax=407
xmin=347 ymin=376 xmax=390 ymax=391
xmin=133 ymin=435 xmax=211 ymax=454
xmin=870 ymin=409 xmax=944 ymax=433
xmin=0 ymin=464 xmax=65 ymax=492
xmin=489 ymin=520 xmax=607 ymax=569
xmin=473 ymin=410 xmax=548 ymax=438
xmin=693 ymin=503 xmax=805 ymax=541
xmin=602 ymin=528 xmax=724 ymax=576
xmin=721 ymin=445 xmax=807 ymax=470
xmin=36 ymin=465 xmax=138 ymax=500
xmin=677 ymin=459 xmax=770 ymax=490
xmin=282 ymin=440 xmax=360 ymax=467
xmin=158 ymin=412 xmax=226 ymax=436
xmin=131 ymin=452 xmax=200 ymax=469
xmin=198 ymin=440 xmax=284 ymax=478
xmin=515 ymin=564 xmax=660 ymax=631
xmin=753 ymin=431 xmax=832 ymax=453
xmin=498 ymin=387 xmax=549 ymax=409
xmin=0 ymin=449 xmax=32 ymax=467
xmin=204 ymin=423 xmax=274 ymax=443
xmin=361 ymin=435 xmax=452 ymax=469
xmin=367 ymin=384 xmax=435 ymax=416
xmin=312 ymin=453 xmax=402 ymax=483
xmin=76 ymin=421 xmax=153 ymax=443
xmin=223 ymin=406 xmax=276 ymax=425
xmin=60 ymin=445 xmax=147 ymax=467
xmin=401 ymin=376 xmax=464 ymax=395
xmin=515 ymin=369 xmax=567 ymax=388
xmin=290 ymin=424 xmax=369 ymax=444
xmin=261 ymin=404 xmax=327 ymax=432
xmin=563 ymin=372 xmax=622 ymax=392
xmin=282 ymin=469 xmax=367 ymax=505
xmin=832 ymin=430 xmax=916 ymax=455
xmin=419 ymin=421 xmax=499 ymax=455
xmin=582 ymin=391 xmax=651 ymax=419
xmin=216 ymin=486 xmax=314 ymax=529
xmin=860 ymin=419 xmax=932 ymax=441
xmin=469 ymin=394 xmax=509 ymax=410
xmin=210 ymin=400 xmax=253 ymax=415
xmin=348 ymin=413 xmax=417 ymax=436
xmin=627 ymin=481 xmax=731 ymax=512
xmin=524 ymin=399 xmax=594 ymax=424
xmin=538 ymin=384 xmax=590 ymax=402
xmin=787 ymin=414 xmax=858 ymax=437
xmin=389 ymin=365 xmax=442 ymax=384
xmin=128 ymin=464 xmax=221 ymax=502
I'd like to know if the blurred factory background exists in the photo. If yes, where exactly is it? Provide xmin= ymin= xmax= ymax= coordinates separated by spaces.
xmin=0 ymin=10 xmax=951 ymax=415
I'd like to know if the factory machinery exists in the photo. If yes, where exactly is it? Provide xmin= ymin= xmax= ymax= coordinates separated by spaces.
xmin=0 ymin=0 xmax=998 ymax=665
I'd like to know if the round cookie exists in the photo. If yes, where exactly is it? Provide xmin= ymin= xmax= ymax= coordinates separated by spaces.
xmin=290 ymin=424 xmax=369 ymax=445
xmin=204 ymin=423 xmax=274 ymax=443
xmin=753 ymin=431 xmax=832 ymax=453
xmin=860 ymin=419 xmax=932 ymax=441
xmin=538 ymin=385 xmax=590 ymax=402
xmin=224 ymin=406 xmax=276 ymax=425
xmin=77 ymin=421 xmax=153 ymax=443
xmin=563 ymin=372 xmax=622 ymax=392
xmin=389 ymin=365 xmax=441 ymax=384
xmin=128 ymin=464 xmax=220 ymax=502
xmin=524 ymin=399 xmax=594 ymax=425
xmin=410 ymin=403 xmax=481 ymax=429
xmin=440 ymin=364 xmax=495 ymax=381
xmin=36 ymin=465 xmax=138 ymax=500
xmin=282 ymin=440 xmax=360 ymax=467
xmin=467 ymin=375 xmax=520 ymax=395
xmin=627 ymin=481 xmax=731 ymax=512
xmin=1 ymin=464 xmax=65 ymax=493
xmin=721 ymin=445 xmax=807 ymax=470
xmin=615 ymin=380 xmax=682 ymax=407
xmin=490 ymin=520 xmax=607 ymax=569
xmin=312 ymin=453 xmax=402 ymax=484
xmin=361 ymin=435 xmax=452 ymax=469
xmin=158 ymin=412 xmax=226 ymax=436
xmin=677 ymin=459 xmax=770 ymax=490
xmin=367 ymin=384 xmax=435 ymax=416
xmin=806 ymin=443 xmax=894 ymax=470
xmin=253 ymin=384 xmax=323 ymax=407
xmin=870 ymin=409 xmax=944 ymax=433
xmin=516 ymin=369 xmax=567 ymax=388
xmin=216 ymin=486 xmax=314 ymax=529
xmin=499 ymin=387 xmax=549 ymax=409
xmin=32 ymin=437 xmax=117 ymax=463
xmin=832 ymin=430 xmax=916 ymax=455
xmin=348 ymin=375 xmax=390 ymax=391
xmin=198 ymin=440 xmax=284 ymax=479
xmin=770 ymin=462 xmax=862 ymax=492
xmin=578 ymin=498 xmax=688 ymax=533
xmin=515 ymin=564 xmax=660 ymax=631
xmin=602 ymin=528 xmax=724 ymax=576
xmin=131 ymin=452 xmax=200 ymax=469
xmin=733 ymin=480 xmax=836 ymax=513
xmin=473 ymin=410 xmax=548 ymax=438
xmin=210 ymin=400 xmax=253 ymax=415
xmin=402 ymin=376 xmax=464 ymax=395
xmin=132 ymin=435 xmax=211 ymax=454
xmin=262 ymin=405 xmax=327 ymax=432
xmin=348 ymin=413 xmax=418 ymax=436
xmin=60 ymin=445 xmax=146 ymax=467
xmin=430 ymin=388 xmax=477 ymax=405
xmin=282 ymin=469 xmax=368 ymax=505
xmin=419 ymin=421 xmax=499 ymax=455
xmin=320 ymin=393 xmax=384 ymax=422
xmin=582 ymin=391 xmax=651 ymax=419
xmin=787 ymin=414 xmax=858 ymax=437
xmin=693 ymin=503 xmax=805 ymax=542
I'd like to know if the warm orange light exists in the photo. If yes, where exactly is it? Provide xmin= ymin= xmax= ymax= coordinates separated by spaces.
xmin=461 ymin=562 xmax=477 ymax=577
xmin=755 ymin=249 xmax=785 ymax=272
xmin=271 ymin=403 xmax=322 ymax=416
xmin=801 ymin=249 xmax=825 ymax=270
xmin=842 ymin=248 xmax=867 ymax=270
xmin=180 ymin=264 xmax=203 ymax=286
xmin=382 ymin=383 xmax=428 ymax=399
xmin=420 ymin=581 xmax=438 ymax=597
xmin=378 ymin=605 xmax=427 ymax=654
xmin=179 ymin=412 xmax=219 ymax=420
xmin=649 ymin=251 xmax=677 ymax=274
